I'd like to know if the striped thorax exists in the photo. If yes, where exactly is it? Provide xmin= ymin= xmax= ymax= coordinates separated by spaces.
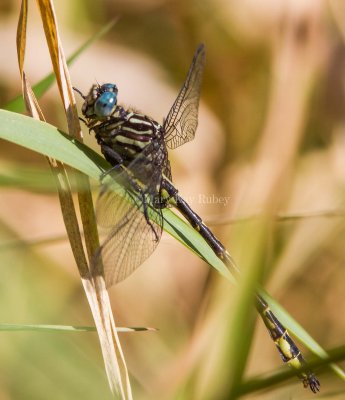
xmin=95 ymin=110 xmax=163 ymax=165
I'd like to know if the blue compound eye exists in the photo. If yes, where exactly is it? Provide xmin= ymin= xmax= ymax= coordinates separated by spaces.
xmin=94 ymin=91 xmax=117 ymax=117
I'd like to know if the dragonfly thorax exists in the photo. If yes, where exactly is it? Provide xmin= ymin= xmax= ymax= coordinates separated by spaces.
xmin=94 ymin=109 xmax=164 ymax=167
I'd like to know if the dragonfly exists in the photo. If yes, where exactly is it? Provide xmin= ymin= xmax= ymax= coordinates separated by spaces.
xmin=74 ymin=44 xmax=320 ymax=393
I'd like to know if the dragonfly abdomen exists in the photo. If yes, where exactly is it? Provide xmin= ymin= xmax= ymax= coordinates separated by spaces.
xmin=161 ymin=178 xmax=320 ymax=393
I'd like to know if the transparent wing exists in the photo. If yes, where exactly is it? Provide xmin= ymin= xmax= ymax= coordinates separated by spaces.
xmin=92 ymin=137 xmax=168 ymax=287
xmin=93 ymin=179 xmax=163 ymax=287
xmin=121 ymin=135 xmax=172 ymax=186
xmin=163 ymin=44 xmax=205 ymax=149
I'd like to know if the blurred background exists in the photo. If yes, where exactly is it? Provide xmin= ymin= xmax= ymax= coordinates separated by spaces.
xmin=0 ymin=0 xmax=345 ymax=398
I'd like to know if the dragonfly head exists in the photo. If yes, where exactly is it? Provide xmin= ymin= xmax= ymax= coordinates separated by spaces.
xmin=81 ymin=83 xmax=118 ymax=120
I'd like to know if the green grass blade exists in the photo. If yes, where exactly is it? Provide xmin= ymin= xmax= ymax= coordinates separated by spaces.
xmin=0 ymin=109 xmax=105 ymax=178
xmin=0 ymin=109 xmax=232 ymax=281
xmin=0 ymin=163 xmax=64 ymax=192
xmin=163 ymin=208 xmax=234 ymax=282
xmin=0 ymin=324 xmax=155 ymax=333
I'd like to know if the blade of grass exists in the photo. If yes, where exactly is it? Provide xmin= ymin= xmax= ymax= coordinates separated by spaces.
xmin=34 ymin=1 xmax=131 ymax=398
xmin=17 ymin=0 xmax=131 ymax=397
xmin=0 ymin=109 xmax=232 ymax=281
xmin=16 ymin=0 xmax=90 ymax=278
xmin=0 ymin=324 xmax=156 ymax=333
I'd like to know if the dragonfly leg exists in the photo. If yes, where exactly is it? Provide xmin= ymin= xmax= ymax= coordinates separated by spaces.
xmin=119 ymin=174 xmax=160 ymax=243
xmin=139 ymin=190 xmax=160 ymax=242
xmin=146 ymin=215 xmax=160 ymax=242
xmin=97 ymin=141 xmax=125 ymax=181
xmin=98 ymin=140 xmax=124 ymax=166
xmin=73 ymin=86 xmax=86 ymax=99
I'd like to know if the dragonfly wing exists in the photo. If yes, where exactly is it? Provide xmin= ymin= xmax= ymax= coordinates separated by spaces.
xmin=94 ymin=178 xmax=163 ymax=287
xmin=163 ymin=44 xmax=205 ymax=149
